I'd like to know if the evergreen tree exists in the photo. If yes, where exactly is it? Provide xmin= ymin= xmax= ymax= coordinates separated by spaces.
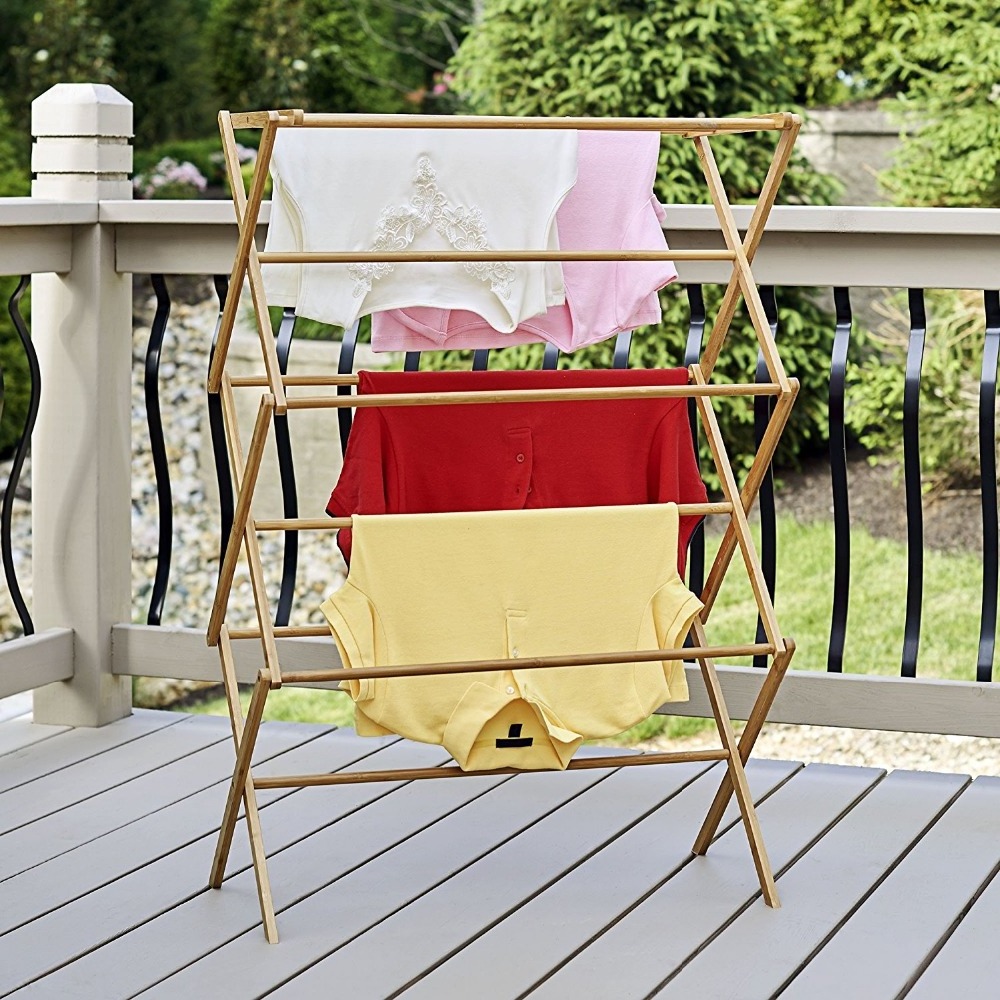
xmin=92 ymin=0 xmax=217 ymax=147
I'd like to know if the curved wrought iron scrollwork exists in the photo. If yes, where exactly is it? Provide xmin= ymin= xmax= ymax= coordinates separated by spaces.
xmin=978 ymin=290 xmax=1000 ymax=681
xmin=208 ymin=275 xmax=235 ymax=577
xmin=2 ymin=275 xmax=39 ymax=635
xmin=827 ymin=287 xmax=853 ymax=672
xmin=145 ymin=275 xmax=173 ymax=625
xmin=338 ymin=321 xmax=361 ymax=456
xmin=273 ymin=308 xmax=298 ymax=627
xmin=901 ymin=288 xmax=927 ymax=678
xmin=752 ymin=286 xmax=779 ymax=669
xmin=612 ymin=329 xmax=633 ymax=369
xmin=683 ymin=284 xmax=707 ymax=600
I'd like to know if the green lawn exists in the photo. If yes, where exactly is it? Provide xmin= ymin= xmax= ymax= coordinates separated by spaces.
xmin=184 ymin=516 xmax=988 ymax=743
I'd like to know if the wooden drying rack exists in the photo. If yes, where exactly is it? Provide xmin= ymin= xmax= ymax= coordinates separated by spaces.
xmin=207 ymin=108 xmax=801 ymax=943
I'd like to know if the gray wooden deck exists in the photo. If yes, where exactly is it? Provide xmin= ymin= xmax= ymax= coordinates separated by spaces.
xmin=0 ymin=709 xmax=997 ymax=999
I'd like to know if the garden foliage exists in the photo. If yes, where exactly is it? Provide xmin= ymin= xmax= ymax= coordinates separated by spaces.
xmin=846 ymin=291 xmax=998 ymax=492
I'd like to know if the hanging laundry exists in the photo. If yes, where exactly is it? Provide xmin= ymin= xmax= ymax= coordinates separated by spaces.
xmin=321 ymin=503 xmax=703 ymax=771
xmin=371 ymin=130 xmax=677 ymax=353
xmin=263 ymin=128 xmax=578 ymax=332
xmin=327 ymin=367 xmax=708 ymax=571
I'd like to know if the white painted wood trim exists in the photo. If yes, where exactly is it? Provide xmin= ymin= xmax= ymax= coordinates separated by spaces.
xmin=0 ymin=629 xmax=74 ymax=699
xmin=112 ymin=624 xmax=1000 ymax=738
xmin=97 ymin=200 xmax=1000 ymax=238
xmin=0 ymin=226 xmax=74 ymax=276
xmin=0 ymin=199 xmax=98 ymax=226
xmin=101 ymin=200 xmax=1000 ymax=287
xmin=111 ymin=624 xmax=337 ymax=685
xmin=667 ymin=664 xmax=1000 ymax=739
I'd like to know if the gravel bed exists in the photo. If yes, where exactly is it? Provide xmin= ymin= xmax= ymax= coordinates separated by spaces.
xmin=639 ymin=723 xmax=1000 ymax=778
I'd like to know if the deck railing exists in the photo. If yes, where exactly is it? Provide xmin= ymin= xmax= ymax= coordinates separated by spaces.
xmin=0 ymin=84 xmax=998 ymax=734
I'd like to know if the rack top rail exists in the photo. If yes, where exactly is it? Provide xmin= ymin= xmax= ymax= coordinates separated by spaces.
xmin=227 ymin=110 xmax=800 ymax=134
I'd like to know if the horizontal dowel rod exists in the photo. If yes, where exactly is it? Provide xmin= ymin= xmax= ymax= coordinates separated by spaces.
xmin=283 ymin=383 xmax=784 ymax=410
xmin=253 ymin=504 xmax=734 ymax=532
xmin=257 ymin=249 xmax=736 ymax=265
xmin=252 ymin=748 xmax=731 ymax=788
xmin=230 ymin=374 xmax=358 ymax=388
xmin=230 ymin=111 xmax=794 ymax=133
xmin=279 ymin=644 xmax=776 ymax=684
xmin=227 ymin=625 xmax=331 ymax=640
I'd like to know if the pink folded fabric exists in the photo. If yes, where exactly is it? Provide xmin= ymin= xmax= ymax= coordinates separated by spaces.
xmin=371 ymin=130 xmax=677 ymax=354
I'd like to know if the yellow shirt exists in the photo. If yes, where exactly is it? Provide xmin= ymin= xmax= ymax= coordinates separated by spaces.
xmin=321 ymin=504 xmax=702 ymax=771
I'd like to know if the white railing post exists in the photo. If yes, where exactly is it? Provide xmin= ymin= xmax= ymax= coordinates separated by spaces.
xmin=30 ymin=83 xmax=134 ymax=726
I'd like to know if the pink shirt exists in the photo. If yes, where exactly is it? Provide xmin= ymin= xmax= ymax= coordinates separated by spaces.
xmin=371 ymin=131 xmax=677 ymax=354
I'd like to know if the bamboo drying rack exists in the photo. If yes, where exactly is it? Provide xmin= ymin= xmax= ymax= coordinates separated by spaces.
xmin=207 ymin=108 xmax=801 ymax=943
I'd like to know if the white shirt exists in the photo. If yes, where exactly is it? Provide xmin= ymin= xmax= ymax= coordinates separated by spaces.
xmin=263 ymin=127 xmax=578 ymax=331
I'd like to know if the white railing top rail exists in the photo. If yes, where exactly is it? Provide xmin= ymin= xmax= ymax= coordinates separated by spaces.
xmin=0 ymin=198 xmax=98 ymax=276
xmin=2 ymin=197 xmax=1000 ymax=286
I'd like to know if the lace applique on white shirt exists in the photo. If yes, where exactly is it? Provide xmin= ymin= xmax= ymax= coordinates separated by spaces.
xmin=348 ymin=157 xmax=515 ymax=299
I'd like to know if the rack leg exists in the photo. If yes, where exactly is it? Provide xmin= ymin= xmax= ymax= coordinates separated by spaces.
xmin=690 ymin=619 xmax=780 ymax=908
xmin=700 ymin=383 xmax=798 ymax=617
xmin=210 ymin=631 xmax=279 ymax=940
xmin=693 ymin=637 xmax=795 ymax=856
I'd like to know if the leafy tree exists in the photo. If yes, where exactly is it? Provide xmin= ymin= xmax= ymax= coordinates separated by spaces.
xmin=92 ymin=0 xmax=217 ymax=147
xmin=208 ymin=0 xmax=472 ymax=114
xmin=207 ymin=0 xmax=311 ymax=112
xmin=444 ymin=0 xmax=839 ymax=474
xmin=774 ymin=0 xmax=923 ymax=106
xmin=6 ymin=0 xmax=116 ymax=134
xmin=877 ymin=2 xmax=1000 ymax=208
xmin=5 ymin=0 xmax=217 ymax=148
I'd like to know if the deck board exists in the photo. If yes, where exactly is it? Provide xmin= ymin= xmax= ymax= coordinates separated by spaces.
xmin=906 ymin=847 xmax=1000 ymax=997
xmin=0 ymin=711 xmax=995 ymax=1000
xmin=654 ymin=769 xmax=970 ymax=998
xmin=492 ymin=762 xmax=879 ymax=1000
xmin=0 ymin=709 xmax=181 ymax=794
xmin=135 ymin=764 xmax=614 ymax=998
xmin=0 ymin=715 xmax=222 ymax=838
xmin=270 ymin=758 xmax=726 ymax=999
xmin=782 ymin=775 xmax=1000 ymax=999
xmin=0 ymin=720 xmax=333 ymax=935
xmin=0 ymin=716 xmax=68 ymax=758
xmin=0 ymin=729 xmax=419 ymax=996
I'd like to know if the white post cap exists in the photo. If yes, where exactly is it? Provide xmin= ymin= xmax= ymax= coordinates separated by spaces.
xmin=31 ymin=83 xmax=133 ymax=138
xmin=31 ymin=83 xmax=133 ymax=201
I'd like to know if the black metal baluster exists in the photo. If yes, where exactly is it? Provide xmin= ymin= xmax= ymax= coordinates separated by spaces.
xmin=541 ymin=343 xmax=560 ymax=370
xmin=684 ymin=285 xmax=706 ymax=598
xmin=145 ymin=275 xmax=173 ymax=626
xmin=337 ymin=321 xmax=361 ymax=456
xmin=2 ymin=276 xmax=37 ymax=635
xmin=612 ymin=330 xmax=632 ymax=369
xmin=472 ymin=349 xmax=490 ymax=370
xmin=273 ymin=308 xmax=298 ymax=628
xmin=901 ymin=288 xmax=927 ymax=677
xmin=828 ymin=287 xmax=853 ymax=672
xmin=752 ymin=287 xmax=779 ymax=668
xmin=403 ymin=351 xmax=421 ymax=372
xmin=207 ymin=276 xmax=234 ymax=576
xmin=977 ymin=290 xmax=1000 ymax=681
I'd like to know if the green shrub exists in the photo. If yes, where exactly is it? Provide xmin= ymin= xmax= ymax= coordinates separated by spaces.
xmin=878 ymin=4 xmax=1000 ymax=209
xmin=845 ymin=289 xmax=993 ymax=491
xmin=0 ymin=276 xmax=33 ymax=460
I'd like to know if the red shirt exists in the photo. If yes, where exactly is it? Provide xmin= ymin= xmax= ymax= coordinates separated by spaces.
xmin=327 ymin=368 xmax=707 ymax=571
